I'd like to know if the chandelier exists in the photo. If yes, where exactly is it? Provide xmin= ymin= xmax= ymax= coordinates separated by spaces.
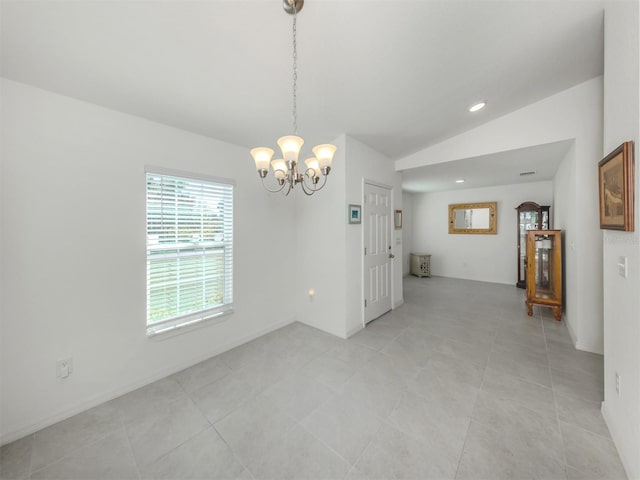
xmin=250 ymin=0 xmax=336 ymax=196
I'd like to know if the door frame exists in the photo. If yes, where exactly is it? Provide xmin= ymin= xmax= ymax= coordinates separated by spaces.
xmin=361 ymin=179 xmax=397 ymax=328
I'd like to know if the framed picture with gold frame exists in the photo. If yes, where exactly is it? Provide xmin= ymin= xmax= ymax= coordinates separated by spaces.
xmin=598 ymin=141 xmax=634 ymax=231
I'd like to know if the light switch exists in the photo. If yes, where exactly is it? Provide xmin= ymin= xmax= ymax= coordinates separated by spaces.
xmin=617 ymin=256 xmax=627 ymax=278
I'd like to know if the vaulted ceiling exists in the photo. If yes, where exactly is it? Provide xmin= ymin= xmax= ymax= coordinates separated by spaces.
xmin=1 ymin=0 xmax=606 ymax=190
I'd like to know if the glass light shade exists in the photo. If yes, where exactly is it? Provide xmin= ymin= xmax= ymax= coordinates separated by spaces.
xmin=312 ymin=144 xmax=337 ymax=169
xmin=304 ymin=158 xmax=321 ymax=177
xmin=250 ymin=147 xmax=274 ymax=172
xmin=277 ymin=135 xmax=304 ymax=163
xmin=271 ymin=159 xmax=288 ymax=173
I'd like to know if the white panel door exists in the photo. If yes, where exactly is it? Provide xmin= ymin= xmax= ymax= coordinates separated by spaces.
xmin=363 ymin=183 xmax=393 ymax=324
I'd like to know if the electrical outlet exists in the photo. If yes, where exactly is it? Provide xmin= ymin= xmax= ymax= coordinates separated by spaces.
xmin=56 ymin=358 xmax=73 ymax=379
xmin=615 ymin=372 xmax=621 ymax=396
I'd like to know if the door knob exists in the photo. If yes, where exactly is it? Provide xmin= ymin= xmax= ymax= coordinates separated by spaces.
xmin=389 ymin=253 xmax=395 ymax=259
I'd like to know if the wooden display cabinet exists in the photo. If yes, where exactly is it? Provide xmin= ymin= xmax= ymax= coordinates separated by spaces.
xmin=516 ymin=202 xmax=550 ymax=289
xmin=525 ymin=230 xmax=562 ymax=321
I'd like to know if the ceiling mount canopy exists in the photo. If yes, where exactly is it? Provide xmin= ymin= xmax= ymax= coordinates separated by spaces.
xmin=283 ymin=0 xmax=304 ymax=15
xmin=251 ymin=0 xmax=336 ymax=196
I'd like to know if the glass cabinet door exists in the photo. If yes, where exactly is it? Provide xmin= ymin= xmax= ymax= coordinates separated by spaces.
xmin=533 ymin=234 xmax=555 ymax=298
xmin=516 ymin=202 xmax=551 ymax=288
xmin=526 ymin=229 xmax=563 ymax=321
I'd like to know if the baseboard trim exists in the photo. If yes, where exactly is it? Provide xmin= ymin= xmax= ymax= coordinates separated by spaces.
xmin=601 ymin=401 xmax=634 ymax=479
xmin=0 ymin=317 xmax=295 ymax=446
xmin=564 ymin=312 xmax=578 ymax=346
xmin=296 ymin=318 xmax=348 ymax=339
xmin=346 ymin=323 xmax=364 ymax=338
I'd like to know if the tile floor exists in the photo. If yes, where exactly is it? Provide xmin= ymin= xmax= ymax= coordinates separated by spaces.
xmin=0 ymin=276 xmax=627 ymax=479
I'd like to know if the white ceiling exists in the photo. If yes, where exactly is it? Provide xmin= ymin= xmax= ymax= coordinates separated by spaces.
xmin=401 ymin=140 xmax=574 ymax=193
xmin=1 ymin=0 xmax=605 ymax=190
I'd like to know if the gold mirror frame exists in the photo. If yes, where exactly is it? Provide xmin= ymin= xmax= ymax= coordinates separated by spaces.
xmin=448 ymin=202 xmax=497 ymax=234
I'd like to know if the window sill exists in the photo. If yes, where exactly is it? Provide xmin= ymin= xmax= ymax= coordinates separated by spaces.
xmin=146 ymin=308 xmax=234 ymax=340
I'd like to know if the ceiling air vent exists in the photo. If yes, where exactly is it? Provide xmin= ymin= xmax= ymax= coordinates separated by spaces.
xmin=519 ymin=171 xmax=537 ymax=176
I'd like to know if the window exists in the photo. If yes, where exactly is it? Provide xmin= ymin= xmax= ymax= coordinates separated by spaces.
xmin=146 ymin=169 xmax=233 ymax=336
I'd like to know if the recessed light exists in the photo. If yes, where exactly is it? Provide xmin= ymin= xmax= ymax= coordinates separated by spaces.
xmin=469 ymin=102 xmax=486 ymax=112
xmin=455 ymin=179 xmax=465 ymax=183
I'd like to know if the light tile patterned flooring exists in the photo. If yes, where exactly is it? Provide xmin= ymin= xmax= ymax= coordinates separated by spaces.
xmin=1 ymin=276 xmax=627 ymax=479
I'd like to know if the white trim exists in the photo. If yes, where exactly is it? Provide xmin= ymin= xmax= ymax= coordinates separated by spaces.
xmin=360 ymin=179 xmax=366 ymax=330
xmin=296 ymin=319 xmax=348 ymax=339
xmin=0 ymin=317 xmax=295 ymax=447
xmin=144 ymin=165 xmax=236 ymax=186
xmin=564 ymin=312 xmax=578 ymax=347
xmin=575 ymin=340 xmax=603 ymax=355
xmin=363 ymin=179 xmax=393 ymax=190
xmin=147 ymin=307 xmax=234 ymax=339
xmin=346 ymin=323 xmax=364 ymax=338
xmin=601 ymin=401 xmax=632 ymax=480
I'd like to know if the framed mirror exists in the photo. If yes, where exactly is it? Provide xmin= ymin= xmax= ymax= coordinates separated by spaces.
xmin=448 ymin=202 xmax=497 ymax=234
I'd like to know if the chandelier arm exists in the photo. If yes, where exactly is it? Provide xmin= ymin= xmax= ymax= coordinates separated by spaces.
xmin=260 ymin=176 xmax=287 ymax=193
xmin=301 ymin=168 xmax=327 ymax=195
xmin=283 ymin=180 xmax=294 ymax=196
xmin=312 ymin=173 xmax=329 ymax=191
xmin=299 ymin=181 xmax=314 ymax=196
xmin=299 ymin=168 xmax=321 ymax=192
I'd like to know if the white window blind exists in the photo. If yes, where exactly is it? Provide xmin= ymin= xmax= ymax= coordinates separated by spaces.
xmin=146 ymin=171 xmax=233 ymax=335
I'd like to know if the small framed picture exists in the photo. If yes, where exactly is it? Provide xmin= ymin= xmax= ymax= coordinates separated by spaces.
xmin=394 ymin=209 xmax=403 ymax=229
xmin=348 ymin=204 xmax=361 ymax=224
xmin=598 ymin=141 xmax=634 ymax=231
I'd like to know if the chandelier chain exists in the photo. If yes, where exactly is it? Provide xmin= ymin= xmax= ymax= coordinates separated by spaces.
xmin=250 ymin=0 xmax=335 ymax=197
xmin=292 ymin=2 xmax=298 ymax=135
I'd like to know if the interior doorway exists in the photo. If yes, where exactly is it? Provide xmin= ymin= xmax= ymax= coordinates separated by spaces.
xmin=363 ymin=182 xmax=393 ymax=324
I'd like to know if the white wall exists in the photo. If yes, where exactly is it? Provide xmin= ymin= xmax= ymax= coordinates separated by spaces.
xmin=294 ymin=135 xmax=403 ymax=338
xmin=402 ymin=192 xmax=414 ymax=275
xmin=600 ymin=2 xmax=640 ymax=479
xmin=0 ymin=79 xmax=297 ymax=444
xmin=344 ymin=136 xmax=403 ymax=336
xmin=552 ymin=143 xmax=578 ymax=343
xmin=397 ymin=77 xmax=603 ymax=353
xmin=0 ymin=82 xmax=403 ymax=443
xmin=411 ymin=182 xmax=553 ymax=285
xmin=294 ymin=135 xmax=348 ymax=338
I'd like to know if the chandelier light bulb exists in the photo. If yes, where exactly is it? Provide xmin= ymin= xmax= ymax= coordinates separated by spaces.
xmin=271 ymin=159 xmax=288 ymax=173
xmin=304 ymin=158 xmax=321 ymax=177
xmin=277 ymin=135 xmax=304 ymax=164
xmin=250 ymin=147 xmax=275 ymax=173
xmin=312 ymin=144 xmax=337 ymax=170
